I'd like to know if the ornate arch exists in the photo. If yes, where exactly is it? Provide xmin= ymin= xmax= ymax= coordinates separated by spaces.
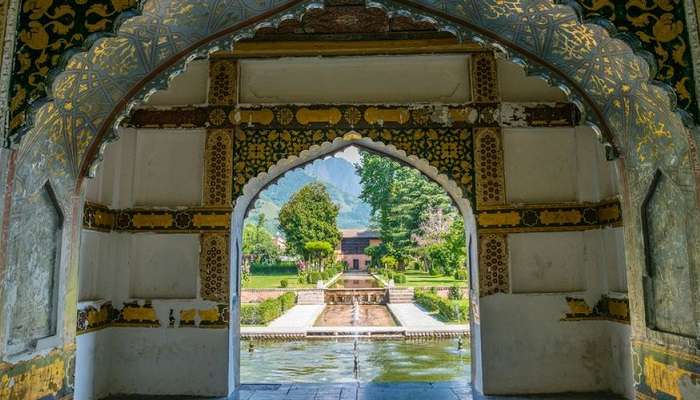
xmin=2 ymin=0 xmax=700 ymax=397
xmin=3 ymin=0 xmax=694 ymax=203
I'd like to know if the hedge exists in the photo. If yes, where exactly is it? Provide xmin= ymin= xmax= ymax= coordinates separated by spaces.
xmin=240 ymin=292 xmax=297 ymax=325
xmin=415 ymin=289 xmax=468 ymax=322
xmin=250 ymin=262 xmax=298 ymax=275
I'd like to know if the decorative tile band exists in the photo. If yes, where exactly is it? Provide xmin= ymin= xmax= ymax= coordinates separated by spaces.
xmin=476 ymin=199 xmax=623 ymax=233
xmin=82 ymin=202 xmax=231 ymax=233
xmin=632 ymin=339 xmax=700 ymax=399
xmin=77 ymin=302 xmax=114 ymax=334
xmin=179 ymin=304 xmax=229 ymax=329
xmin=77 ymin=301 xmax=229 ymax=334
xmin=122 ymin=103 xmax=580 ymax=130
xmin=562 ymin=295 xmax=630 ymax=324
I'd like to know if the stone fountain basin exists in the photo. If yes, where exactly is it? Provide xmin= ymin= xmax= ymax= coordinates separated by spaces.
xmin=314 ymin=304 xmax=398 ymax=327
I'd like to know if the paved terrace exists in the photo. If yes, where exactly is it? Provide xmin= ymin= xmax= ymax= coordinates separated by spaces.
xmin=237 ymin=382 xmax=624 ymax=400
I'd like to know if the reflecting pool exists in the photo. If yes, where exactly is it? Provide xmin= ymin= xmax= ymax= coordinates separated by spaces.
xmin=241 ymin=338 xmax=471 ymax=383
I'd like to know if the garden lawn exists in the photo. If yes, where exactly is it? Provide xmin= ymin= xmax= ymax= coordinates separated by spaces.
xmin=396 ymin=270 xmax=468 ymax=288
xmin=243 ymin=274 xmax=315 ymax=289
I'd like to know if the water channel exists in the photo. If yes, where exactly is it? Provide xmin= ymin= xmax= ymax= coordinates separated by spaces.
xmin=241 ymin=338 xmax=471 ymax=383
xmin=242 ymin=273 xmax=470 ymax=384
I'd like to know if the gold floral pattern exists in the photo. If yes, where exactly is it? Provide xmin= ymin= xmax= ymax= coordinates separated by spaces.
xmin=232 ymin=127 xmax=474 ymax=202
xmin=576 ymin=0 xmax=697 ymax=117
xmin=9 ymin=0 xmax=139 ymax=136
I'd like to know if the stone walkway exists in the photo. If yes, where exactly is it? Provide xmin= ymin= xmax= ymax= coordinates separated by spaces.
xmin=268 ymin=305 xmax=325 ymax=328
xmin=387 ymin=303 xmax=446 ymax=328
xmin=238 ymin=383 xmax=624 ymax=400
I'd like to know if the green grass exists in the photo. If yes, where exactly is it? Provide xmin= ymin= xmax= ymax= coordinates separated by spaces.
xmin=395 ymin=270 xmax=468 ymax=288
xmin=242 ymin=274 xmax=315 ymax=289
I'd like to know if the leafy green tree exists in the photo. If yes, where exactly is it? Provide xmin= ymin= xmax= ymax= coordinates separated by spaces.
xmin=279 ymin=183 xmax=341 ymax=259
xmin=242 ymin=214 xmax=279 ymax=263
xmin=356 ymin=152 xmax=453 ymax=264
xmin=380 ymin=255 xmax=398 ymax=270
xmin=304 ymin=240 xmax=335 ymax=271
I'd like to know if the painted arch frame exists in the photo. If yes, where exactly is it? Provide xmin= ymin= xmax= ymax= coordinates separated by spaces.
xmin=2 ymin=0 xmax=700 ymax=396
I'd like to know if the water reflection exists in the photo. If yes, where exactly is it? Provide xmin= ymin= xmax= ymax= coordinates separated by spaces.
xmin=241 ymin=338 xmax=471 ymax=383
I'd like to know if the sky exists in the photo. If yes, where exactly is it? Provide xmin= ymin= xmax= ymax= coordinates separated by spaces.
xmin=333 ymin=146 xmax=361 ymax=164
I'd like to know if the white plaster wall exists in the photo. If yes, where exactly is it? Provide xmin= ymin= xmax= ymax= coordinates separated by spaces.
xmin=497 ymin=61 xmax=568 ymax=102
xmin=85 ymin=128 xmax=141 ymax=208
xmin=602 ymin=228 xmax=627 ymax=293
xmin=509 ymin=232 xmax=587 ymax=293
xmin=144 ymin=59 xmax=208 ymax=106
xmin=480 ymin=295 xmax=611 ymax=394
xmin=78 ymin=232 xmax=131 ymax=303
xmin=129 ymin=234 xmax=199 ymax=299
xmin=79 ymin=231 xmax=113 ymax=301
xmin=104 ymin=328 xmax=228 ymax=397
xmin=504 ymin=127 xmax=618 ymax=204
xmin=75 ymin=330 xmax=111 ymax=400
xmin=503 ymin=128 xmax=578 ymax=203
xmin=607 ymin=323 xmax=634 ymax=398
xmin=132 ymin=129 xmax=205 ymax=207
xmin=239 ymin=55 xmax=470 ymax=104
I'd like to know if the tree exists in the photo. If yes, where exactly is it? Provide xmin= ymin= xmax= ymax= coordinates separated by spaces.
xmin=380 ymin=255 xmax=398 ymax=270
xmin=304 ymin=241 xmax=334 ymax=271
xmin=356 ymin=152 xmax=454 ymax=264
xmin=242 ymin=214 xmax=279 ymax=263
xmin=279 ymin=182 xmax=341 ymax=259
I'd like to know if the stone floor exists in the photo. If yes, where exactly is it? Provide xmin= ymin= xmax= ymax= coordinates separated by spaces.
xmin=237 ymin=383 xmax=625 ymax=400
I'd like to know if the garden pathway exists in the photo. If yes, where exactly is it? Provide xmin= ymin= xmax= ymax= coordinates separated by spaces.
xmin=268 ymin=305 xmax=325 ymax=328
xmin=388 ymin=303 xmax=449 ymax=328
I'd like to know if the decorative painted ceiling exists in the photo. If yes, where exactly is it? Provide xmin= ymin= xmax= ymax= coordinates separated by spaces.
xmin=574 ymin=0 xmax=698 ymax=119
xmin=3 ymin=0 xmax=700 ymax=146
xmin=7 ymin=0 xmax=141 ymax=139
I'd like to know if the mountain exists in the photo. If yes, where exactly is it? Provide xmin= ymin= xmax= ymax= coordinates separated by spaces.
xmin=246 ymin=157 xmax=370 ymax=234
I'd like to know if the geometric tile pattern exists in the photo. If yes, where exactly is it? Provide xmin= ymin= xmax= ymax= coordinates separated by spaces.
xmin=478 ymin=233 xmax=509 ymax=296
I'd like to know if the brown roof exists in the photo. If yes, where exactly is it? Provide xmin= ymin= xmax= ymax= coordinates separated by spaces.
xmin=341 ymin=229 xmax=380 ymax=239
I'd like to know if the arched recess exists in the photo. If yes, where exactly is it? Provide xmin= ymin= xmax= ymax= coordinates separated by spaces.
xmin=229 ymin=134 xmax=481 ymax=394
xmin=0 ymin=0 xmax=699 ymax=397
